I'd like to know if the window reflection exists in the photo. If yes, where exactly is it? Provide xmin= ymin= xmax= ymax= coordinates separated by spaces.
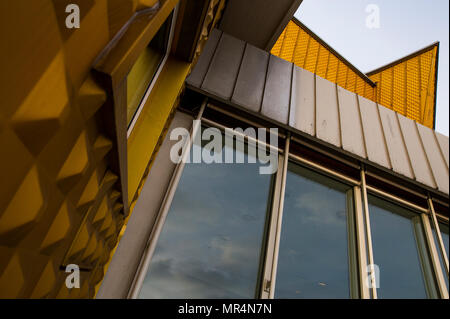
xmin=138 ymin=128 xmax=274 ymax=298
xmin=275 ymin=163 xmax=356 ymax=298
xmin=368 ymin=195 xmax=438 ymax=298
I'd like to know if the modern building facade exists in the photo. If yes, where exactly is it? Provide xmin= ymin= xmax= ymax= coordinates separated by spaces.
xmin=0 ymin=0 xmax=448 ymax=299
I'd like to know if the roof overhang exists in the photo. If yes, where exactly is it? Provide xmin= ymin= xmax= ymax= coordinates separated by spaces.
xmin=218 ymin=0 xmax=303 ymax=51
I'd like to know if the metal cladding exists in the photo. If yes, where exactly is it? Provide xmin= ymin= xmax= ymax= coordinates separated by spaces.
xmin=272 ymin=19 xmax=439 ymax=129
xmin=186 ymin=29 xmax=449 ymax=195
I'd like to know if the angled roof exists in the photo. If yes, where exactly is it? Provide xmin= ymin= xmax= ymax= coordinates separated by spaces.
xmin=186 ymin=29 xmax=449 ymax=196
xmin=219 ymin=0 xmax=303 ymax=51
xmin=271 ymin=18 xmax=439 ymax=129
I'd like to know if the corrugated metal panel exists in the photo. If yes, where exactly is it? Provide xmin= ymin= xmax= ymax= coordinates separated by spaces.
xmin=397 ymin=115 xmax=436 ymax=188
xmin=231 ymin=44 xmax=269 ymax=112
xmin=261 ymin=55 xmax=292 ymax=124
xmin=186 ymin=29 xmax=449 ymax=196
xmin=378 ymin=105 xmax=414 ymax=178
xmin=290 ymin=66 xmax=315 ymax=136
xmin=358 ymin=96 xmax=391 ymax=168
xmin=186 ymin=29 xmax=222 ymax=87
xmin=416 ymin=123 xmax=449 ymax=194
xmin=315 ymin=76 xmax=341 ymax=147
xmin=201 ymin=33 xmax=245 ymax=100
xmin=337 ymin=86 xmax=366 ymax=158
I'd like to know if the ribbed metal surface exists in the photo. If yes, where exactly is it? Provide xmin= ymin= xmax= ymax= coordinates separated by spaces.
xmin=272 ymin=19 xmax=439 ymax=129
xmin=186 ymin=29 xmax=449 ymax=195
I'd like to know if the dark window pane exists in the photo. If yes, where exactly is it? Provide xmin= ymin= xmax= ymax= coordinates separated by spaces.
xmin=275 ymin=163 xmax=354 ymax=298
xmin=127 ymin=13 xmax=173 ymax=125
xmin=368 ymin=195 xmax=436 ymax=298
xmin=138 ymin=130 xmax=273 ymax=298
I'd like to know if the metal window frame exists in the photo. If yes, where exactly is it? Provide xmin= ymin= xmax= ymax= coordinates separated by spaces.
xmin=127 ymin=4 xmax=180 ymax=137
xmin=361 ymin=170 xmax=449 ymax=299
xmin=126 ymin=98 xmax=449 ymax=299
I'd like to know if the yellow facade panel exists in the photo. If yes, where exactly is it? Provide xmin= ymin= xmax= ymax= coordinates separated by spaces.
xmin=272 ymin=18 xmax=439 ymax=128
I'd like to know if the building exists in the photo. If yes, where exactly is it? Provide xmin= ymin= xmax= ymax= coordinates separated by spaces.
xmin=0 ymin=0 xmax=448 ymax=299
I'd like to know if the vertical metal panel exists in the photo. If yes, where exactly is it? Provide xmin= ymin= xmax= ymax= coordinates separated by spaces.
xmin=397 ymin=114 xmax=436 ymax=188
xmin=378 ymin=105 xmax=414 ymax=179
xmin=315 ymin=76 xmax=341 ymax=147
xmin=290 ymin=66 xmax=315 ymax=136
xmin=416 ymin=123 xmax=449 ymax=194
xmin=185 ymin=28 xmax=222 ymax=87
xmin=201 ymin=32 xmax=246 ymax=100
xmin=337 ymin=86 xmax=366 ymax=158
xmin=231 ymin=44 xmax=269 ymax=112
xmin=358 ymin=96 xmax=391 ymax=168
xmin=261 ymin=55 xmax=292 ymax=124
xmin=435 ymin=131 xmax=449 ymax=169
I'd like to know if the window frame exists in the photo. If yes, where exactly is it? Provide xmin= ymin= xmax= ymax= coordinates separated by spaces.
xmin=127 ymin=101 xmax=449 ymax=299
xmin=126 ymin=6 xmax=179 ymax=137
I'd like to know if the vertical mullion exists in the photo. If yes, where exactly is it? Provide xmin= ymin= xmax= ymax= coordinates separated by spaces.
xmin=259 ymin=155 xmax=284 ymax=299
xmin=420 ymin=213 xmax=449 ymax=298
xmin=353 ymin=186 xmax=371 ymax=299
xmin=267 ymin=134 xmax=291 ymax=299
xmin=360 ymin=167 xmax=378 ymax=299
xmin=428 ymin=197 xmax=450 ymax=276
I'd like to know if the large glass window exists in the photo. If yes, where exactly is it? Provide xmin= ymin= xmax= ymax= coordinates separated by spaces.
xmin=368 ymin=195 xmax=438 ymax=298
xmin=138 ymin=128 xmax=274 ymax=298
xmin=274 ymin=162 xmax=357 ymax=298
xmin=127 ymin=12 xmax=173 ymax=126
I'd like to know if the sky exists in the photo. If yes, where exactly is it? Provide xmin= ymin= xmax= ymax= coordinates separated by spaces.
xmin=295 ymin=0 xmax=449 ymax=136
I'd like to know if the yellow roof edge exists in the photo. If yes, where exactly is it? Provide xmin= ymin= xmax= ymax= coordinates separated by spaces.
xmin=291 ymin=17 xmax=377 ymax=87
xmin=366 ymin=42 xmax=440 ymax=76
xmin=367 ymin=42 xmax=439 ymax=129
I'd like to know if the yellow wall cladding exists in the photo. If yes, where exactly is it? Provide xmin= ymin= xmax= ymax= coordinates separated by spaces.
xmin=0 ymin=0 xmax=155 ymax=298
xmin=272 ymin=19 xmax=438 ymax=129
xmin=367 ymin=44 xmax=438 ymax=129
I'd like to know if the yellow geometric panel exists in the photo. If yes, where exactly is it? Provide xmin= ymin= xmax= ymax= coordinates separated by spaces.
xmin=271 ymin=19 xmax=376 ymax=100
xmin=272 ymin=18 xmax=439 ymax=129
xmin=367 ymin=43 xmax=438 ymax=129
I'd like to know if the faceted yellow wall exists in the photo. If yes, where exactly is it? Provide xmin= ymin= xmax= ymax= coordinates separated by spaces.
xmin=0 ymin=0 xmax=156 ymax=298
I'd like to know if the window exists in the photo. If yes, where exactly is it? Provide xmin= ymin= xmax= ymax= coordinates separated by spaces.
xmin=274 ymin=162 xmax=358 ymax=298
xmin=432 ymin=221 xmax=449 ymax=289
xmin=130 ymin=104 xmax=449 ymax=299
xmin=137 ymin=128 xmax=274 ymax=298
xmin=127 ymin=11 xmax=174 ymax=127
xmin=368 ymin=195 xmax=439 ymax=298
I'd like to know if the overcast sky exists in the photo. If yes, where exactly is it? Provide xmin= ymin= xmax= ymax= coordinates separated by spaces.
xmin=295 ymin=0 xmax=449 ymax=136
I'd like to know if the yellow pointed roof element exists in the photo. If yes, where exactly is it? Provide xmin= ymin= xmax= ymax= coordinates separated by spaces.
xmin=272 ymin=18 xmax=439 ymax=129
xmin=367 ymin=43 xmax=439 ymax=129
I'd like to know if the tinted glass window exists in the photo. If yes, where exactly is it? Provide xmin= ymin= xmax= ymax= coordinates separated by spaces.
xmin=369 ymin=195 xmax=437 ymax=298
xmin=138 ymin=129 xmax=274 ymax=298
xmin=275 ymin=163 xmax=355 ymax=298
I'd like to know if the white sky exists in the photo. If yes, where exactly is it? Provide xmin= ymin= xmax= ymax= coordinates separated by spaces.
xmin=295 ymin=0 xmax=449 ymax=136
